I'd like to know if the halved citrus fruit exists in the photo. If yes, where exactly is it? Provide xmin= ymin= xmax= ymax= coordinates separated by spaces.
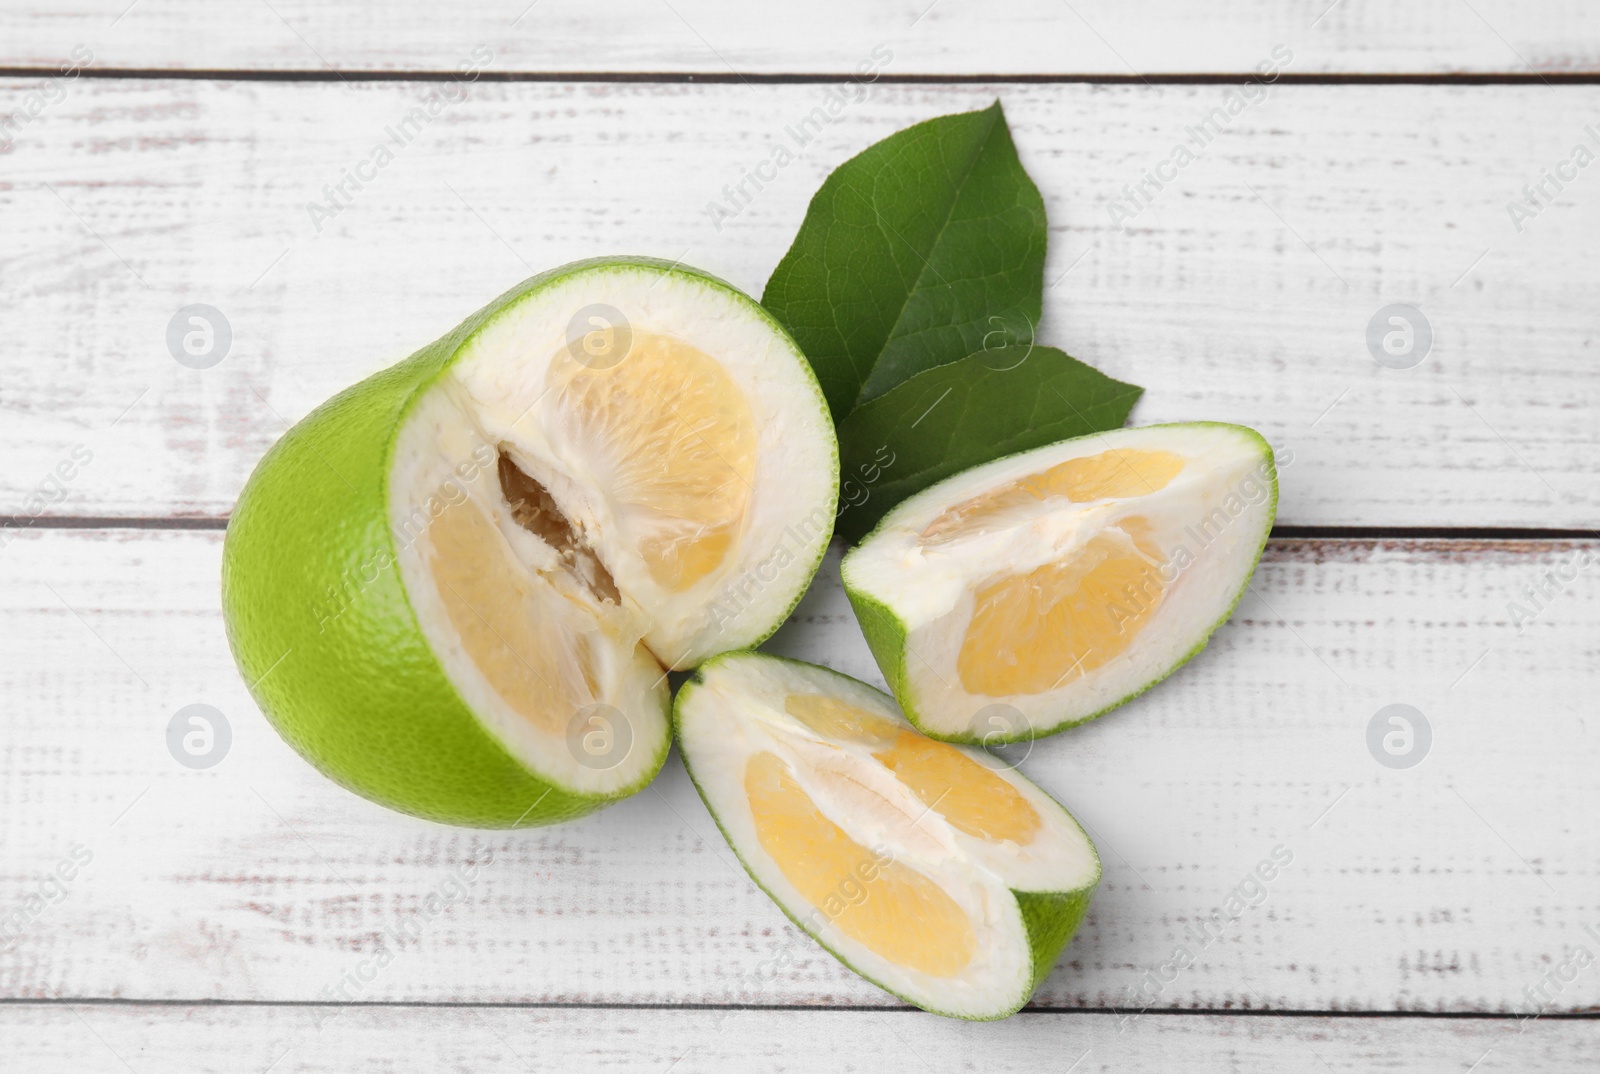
xmin=222 ymin=258 xmax=838 ymax=826
xmin=842 ymin=423 xmax=1275 ymax=742
xmin=675 ymin=652 xmax=1100 ymax=1019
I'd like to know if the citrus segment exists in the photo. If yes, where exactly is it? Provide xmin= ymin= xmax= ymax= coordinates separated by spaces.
xmin=784 ymin=692 xmax=899 ymax=745
xmin=427 ymin=496 xmax=607 ymax=734
xmin=843 ymin=423 xmax=1276 ymax=741
xmin=1054 ymin=448 xmax=1184 ymax=501
xmin=547 ymin=330 xmax=756 ymax=591
xmin=744 ymin=750 xmax=976 ymax=978
xmin=873 ymin=731 xmax=1041 ymax=844
xmin=1118 ymin=514 xmax=1165 ymax=561
xmin=675 ymin=654 xmax=1101 ymax=1019
xmin=920 ymin=448 xmax=1184 ymax=543
xmin=785 ymin=692 xmax=1040 ymax=843
xmin=957 ymin=533 xmax=1165 ymax=697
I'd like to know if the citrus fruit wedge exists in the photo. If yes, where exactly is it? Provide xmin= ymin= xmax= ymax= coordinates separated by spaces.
xmin=222 ymin=258 xmax=837 ymax=827
xmin=841 ymin=423 xmax=1276 ymax=742
xmin=675 ymin=652 xmax=1100 ymax=1019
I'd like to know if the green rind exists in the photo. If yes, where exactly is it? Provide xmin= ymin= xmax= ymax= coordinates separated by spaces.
xmin=222 ymin=256 xmax=823 ymax=827
xmin=672 ymin=651 xmax=1100 ymax=1020
xmin=1014 ymin=888 xmax=1096 ymax=1000
xmin=840 ymin=422 xmax=1280 ymax=744
xmin=841 ymin=585 xmax=911 ymax=718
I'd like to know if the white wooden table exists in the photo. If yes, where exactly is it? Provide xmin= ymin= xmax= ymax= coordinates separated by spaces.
xmin=3 ymin=3 xmax=1598 ymax=1069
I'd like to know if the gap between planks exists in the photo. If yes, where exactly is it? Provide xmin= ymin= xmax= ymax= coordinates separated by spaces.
xmin=4 ymin=517 xmax=1598 ymax=543
xmin=2 ymin=998 xmax=1597 ymax=1019
xmin=2 ymin=68 xmax=1599 ymax=84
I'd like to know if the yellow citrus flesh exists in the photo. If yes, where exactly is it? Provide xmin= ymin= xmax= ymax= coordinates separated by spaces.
xmin=921 ymin=449 xmax=1185 ymax=543
xmin=1117 ymin=514 xmax=1165 ymax=561
xmin=958 ymin=532 xmax=1165 ymax=697
xmin=744 ymin=750 xmax=977 ymax=977
xmin=785 ymin=692 xmax=900 ymax=745
xmin=1056 ymin=449 xmax=1185 ymax=502
xmin=873 ymin=731 xmax=1041 ymax=844
xmin=548 ymin=330 xmax=756 ymax=591
xmin=428 ymin=497 xmax=616 ymax=734
xmin=784 ymin=694 xmax=1040 ymax=844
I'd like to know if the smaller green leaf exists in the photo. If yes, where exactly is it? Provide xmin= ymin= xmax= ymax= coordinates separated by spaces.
xmin=833 ymin=345 xmax=1143 ymax=541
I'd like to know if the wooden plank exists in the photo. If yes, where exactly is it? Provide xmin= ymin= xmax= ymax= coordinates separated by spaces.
xmin=2 ymin=527 xmax=1597 ymax=1010
xmin=3 ymin=80 xmax=1597 ymax=528
xmin=0 ymin=1004 xmax=1592 ymax=1072
xmin=1 ymin=0 xmax=1597 ymax=76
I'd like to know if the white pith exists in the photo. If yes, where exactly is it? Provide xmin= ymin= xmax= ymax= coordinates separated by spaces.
xmin=388 ymin=263 xmax=835 ymax=796
xmin=389 ymin=382 xmax=668 ymax=797
xmin=676 ymin=653 xmax=1098 ymax=1018
xmin=452 ymin=266 xmax=836 ymax=664
xmin=842 ymin=424 xmax=1275 ymax=739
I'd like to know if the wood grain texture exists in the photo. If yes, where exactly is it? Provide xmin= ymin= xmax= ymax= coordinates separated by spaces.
xmin=2 ymin=80 xmax=1597 ymax=528
xmin=2 ymin=528 xmax=1596 ymax=1011
xmin=1 ymin=0 xmax=1597 ymax=76
xmin=3 ymin=7 xmax=1595 ymax=1066
xmin=0 ymin=1004 xmax=1592 ymax=1073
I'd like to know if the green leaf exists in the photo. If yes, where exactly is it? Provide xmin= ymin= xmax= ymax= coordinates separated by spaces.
xmin=833 ymin=344 xmax=1143 ymax=541
xmin=762 ymin=101 xmax=1047 ymax=423
xmin=763 ymin=101 xmax=1144 ymax=537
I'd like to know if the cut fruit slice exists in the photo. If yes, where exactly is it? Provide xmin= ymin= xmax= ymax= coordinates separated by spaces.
xmin=675 ymin=652 xmax=1100 ymax=1020
xmin=842 ymin=423 xmax=1276 ymax=742
xmin=221 ymin=258 xmax=838 ymax=826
